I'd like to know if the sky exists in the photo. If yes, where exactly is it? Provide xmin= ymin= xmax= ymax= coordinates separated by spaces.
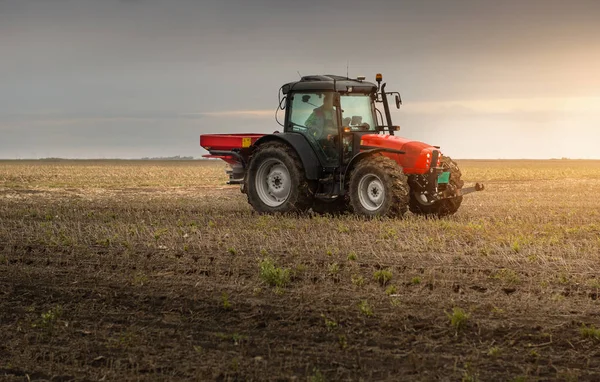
xmin=1 ymin=0 xmax=599 ymax=159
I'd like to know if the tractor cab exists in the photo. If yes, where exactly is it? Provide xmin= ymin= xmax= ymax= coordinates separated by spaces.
xmin=278 ymin=74 xmax=405 ymax=198
xmin=282 ymin=74 xmax=395 ymax=169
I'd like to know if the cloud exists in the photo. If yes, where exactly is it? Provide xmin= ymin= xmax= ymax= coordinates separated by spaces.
xmin=29 ymin=117 xmax=159 ymax=127
xmin=184 ymin=96 xmax=600 ymax=120
xmin=181 ymin=110 xmax=276 ymax=118
xmin=0 ymin=111 xmax=187 ymax=128
xmin=403 ymin=97 xmax=600 ymax=115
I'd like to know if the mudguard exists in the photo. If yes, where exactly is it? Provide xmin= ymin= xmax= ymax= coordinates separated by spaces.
xmin=253 ymin=133 xmax=321 ymax=180
xmin=343 ymin=149 xmax=394 ymax=183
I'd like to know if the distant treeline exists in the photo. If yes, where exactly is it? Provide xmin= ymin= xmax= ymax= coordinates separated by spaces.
xmin=140 ymin=156 xmax=195 ymax=160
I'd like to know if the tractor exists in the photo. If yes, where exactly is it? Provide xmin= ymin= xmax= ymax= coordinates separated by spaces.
xmin=200 ymin=74 xmax=484 ymax=217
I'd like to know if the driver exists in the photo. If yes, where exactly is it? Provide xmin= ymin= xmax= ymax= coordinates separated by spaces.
xmin=304 ymin=92 xmax=338 ymax=141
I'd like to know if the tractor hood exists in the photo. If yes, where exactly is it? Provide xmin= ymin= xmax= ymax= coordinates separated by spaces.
xmin=360 ymin=134 xmax=439 ymax=175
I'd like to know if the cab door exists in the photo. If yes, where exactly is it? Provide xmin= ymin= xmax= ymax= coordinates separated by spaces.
xmin=285 ymin=91 xmax=341 ymax=168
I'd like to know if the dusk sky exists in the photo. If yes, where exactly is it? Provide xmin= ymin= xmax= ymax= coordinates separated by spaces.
xmin=1 ymin=0 xmax=599 ymax=159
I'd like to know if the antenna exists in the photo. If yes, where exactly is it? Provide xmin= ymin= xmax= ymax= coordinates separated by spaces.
xmin=297 ymin=70 xmax=302 ymax=78
xmin=346 ymin=60 xmax=349 ymax=79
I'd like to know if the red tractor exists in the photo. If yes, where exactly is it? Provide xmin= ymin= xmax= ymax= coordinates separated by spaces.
xmin=200 ymin=74 xmax=483 ymax=217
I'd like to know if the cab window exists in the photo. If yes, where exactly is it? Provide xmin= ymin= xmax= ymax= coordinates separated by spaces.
xmin=340 ymin=94 xmax=376 ymax=131
xmin=288 ymin=92 xmax=339 ymax=165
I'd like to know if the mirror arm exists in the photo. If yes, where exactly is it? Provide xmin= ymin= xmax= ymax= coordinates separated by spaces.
xmin=380 ymin=83 xmax=394 ymax=136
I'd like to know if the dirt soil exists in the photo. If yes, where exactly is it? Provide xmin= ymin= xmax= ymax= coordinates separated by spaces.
xmin=1 ymin=160 xmax=600 ymax=381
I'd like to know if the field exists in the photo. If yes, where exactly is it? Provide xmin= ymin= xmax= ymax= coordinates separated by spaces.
xmin=1 ymin=159 xmax=600 ymax=381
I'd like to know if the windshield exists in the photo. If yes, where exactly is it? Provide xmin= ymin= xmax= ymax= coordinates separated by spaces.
xmin=340 ymin=94 xmax=377 ymax=131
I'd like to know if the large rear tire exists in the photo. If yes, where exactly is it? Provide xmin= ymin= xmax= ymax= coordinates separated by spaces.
xmin=246 ymin=142 xmax=314 ymax=214
xmin=409 ymin=156 xmax=464 ymax=217
xmin=348 ymin=155 xmax=409 ymax=218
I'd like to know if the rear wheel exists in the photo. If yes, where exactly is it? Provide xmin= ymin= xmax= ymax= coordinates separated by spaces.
xmin=348 ymin=155 xmax=409 ymax=217
xmin=246 ymin=142 xmax=314 ymax=213
xmin=409 ymin=156 xmax=464 ymax=217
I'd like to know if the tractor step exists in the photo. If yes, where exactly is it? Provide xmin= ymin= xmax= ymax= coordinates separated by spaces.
xmin=315 ymin=179 xmax=342 ymax=198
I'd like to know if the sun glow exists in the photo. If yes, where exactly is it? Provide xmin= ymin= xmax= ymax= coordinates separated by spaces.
xmin=402 ymin=97 xmax=600 ymax=115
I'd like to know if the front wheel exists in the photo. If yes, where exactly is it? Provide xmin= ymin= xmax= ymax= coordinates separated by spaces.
xmin=246 ymin=142 xmax=314 ymax=213
xmin=348 ymin=155 xmax=409 ymax=217
xmin=409 ymin=156 xmax=464 ymax=217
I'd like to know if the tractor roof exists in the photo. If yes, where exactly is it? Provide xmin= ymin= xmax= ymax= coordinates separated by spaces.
xmin=282 ymin=75 xmax=377 ymax=94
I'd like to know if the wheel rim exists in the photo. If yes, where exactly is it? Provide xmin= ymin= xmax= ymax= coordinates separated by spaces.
xmin=357 ymin=174 xmax=385 ymax=211
xmin=255 ymin=158 xmax=291 ymax=207
xmin=414 ymin=192 xmax=435 ymax=206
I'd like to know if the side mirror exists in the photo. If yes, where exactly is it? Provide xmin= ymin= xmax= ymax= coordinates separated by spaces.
xmin=395 ymin=94 xmax=402 ymax=109
xmin=391 ymin=125 xmax=400 ymax=131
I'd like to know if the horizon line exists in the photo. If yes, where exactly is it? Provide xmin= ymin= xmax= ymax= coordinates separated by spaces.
xmin=1 ymin=157 xmax=599 ymax=161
